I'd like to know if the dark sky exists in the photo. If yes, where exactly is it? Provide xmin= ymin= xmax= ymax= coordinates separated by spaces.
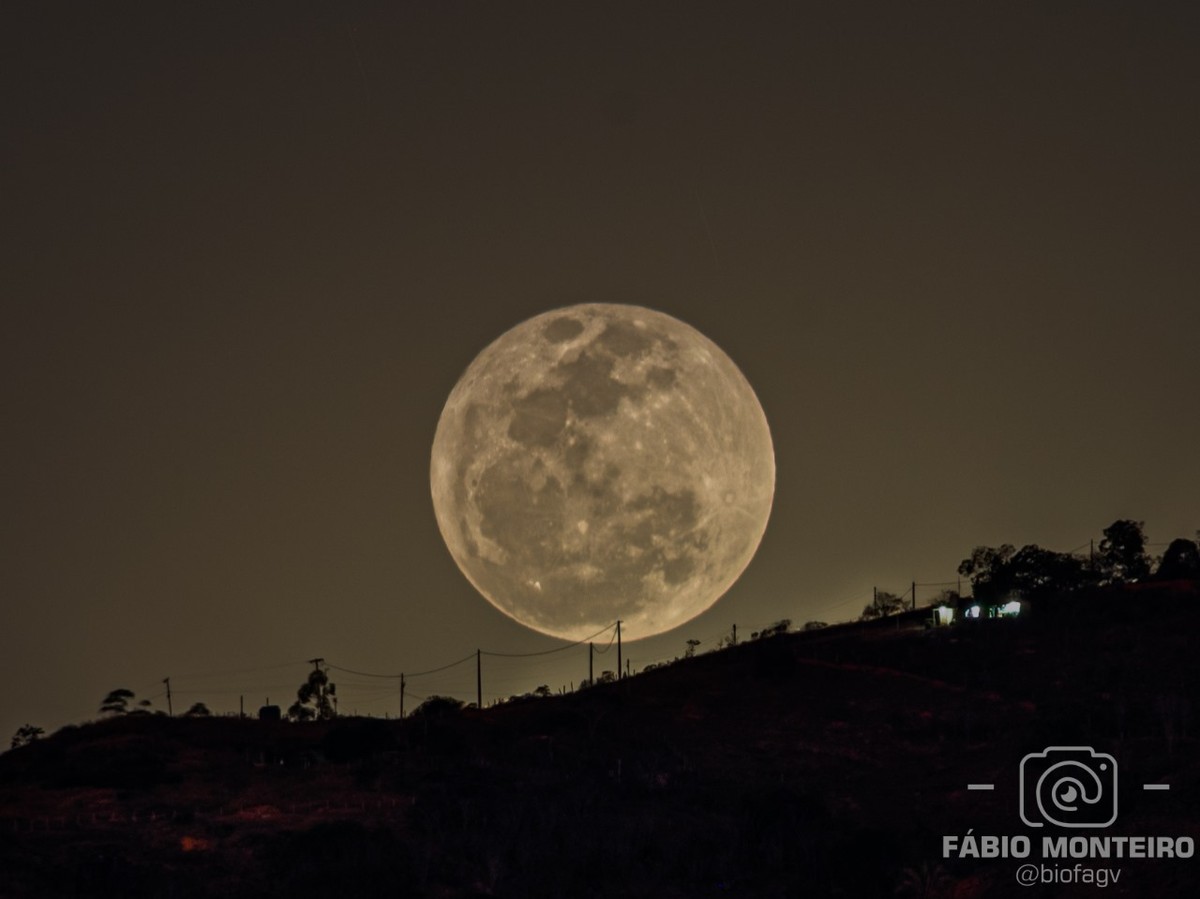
xmin=3 ymin=2 xmax=1198 ymax=740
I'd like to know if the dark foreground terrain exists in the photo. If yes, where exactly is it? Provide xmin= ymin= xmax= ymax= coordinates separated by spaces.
xmin=2 ymin=583 xmax=1198 ymax=898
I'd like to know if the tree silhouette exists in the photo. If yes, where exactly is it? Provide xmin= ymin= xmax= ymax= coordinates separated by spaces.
xmin=959 ymin=543 xmax=1088 ymax=602
xmin=1007 ymin=544 xmax=1090 ymax=599
xmin=685 ymin=638 xmax=701 ymax=658
xmin=413 ymin=695 xmax=464 ymax=718
xmin=1156 ymin=537 xmax=1200 ymax=580
xmin=929 ymin=589 xmax=961 ymax=607
xmin=958 ymin=544 xmax=1016 ymax=603
xmin=10 ymin=724 xmax=44 ymax=749
xmin=184 ymin=702 xmax=212 ymax=717
xmin=1097 ymin=519 xmax=1151 ymax=584
xmin=100 ymin=688 xmax=135 ymax=716
xmin=861 ymin=593 xmax=905 ymax=620
xmin=288 ymin=665 xmax=337 ymax=721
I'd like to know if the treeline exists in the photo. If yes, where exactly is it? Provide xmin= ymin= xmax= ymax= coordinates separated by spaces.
xmin=957 ymin=518 xmax=1199 ymax=604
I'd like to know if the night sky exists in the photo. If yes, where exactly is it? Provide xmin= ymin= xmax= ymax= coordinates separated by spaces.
xmin=3 ymin=2 xmax=1198 ymax=742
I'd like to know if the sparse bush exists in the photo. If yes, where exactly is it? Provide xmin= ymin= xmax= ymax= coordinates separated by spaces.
xmin=752 ymin=619 xmax=791 ymax=638
xmin=928 ymin=589 xmax=961 ymax=608
xmin=862 ymin=593 xmax=908 ymax=620
xmin=412 ymin=695 xmax=464 ymax=718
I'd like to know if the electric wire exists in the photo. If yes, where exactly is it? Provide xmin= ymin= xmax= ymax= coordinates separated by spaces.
xmin=141 ymin=532 xmax=1145 ymax=717
xmin=481 ymin=622 xmax=615 ymax=658
xmin=591 ymin=626 xmax=618 ymax=654
xmin=169 ymin=659 xmax=311 ymax=681
xmin=327 ymin=651 xmax=476 ymax=681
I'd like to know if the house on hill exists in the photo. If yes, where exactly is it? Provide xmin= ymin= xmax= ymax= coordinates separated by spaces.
xmin=932 ymin=596 xmax=1027 ymax=626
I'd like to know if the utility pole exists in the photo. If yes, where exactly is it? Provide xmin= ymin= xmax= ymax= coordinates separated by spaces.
xmin=239 ymin=695 xmax=244 ymax=719
xmin=732 ymin=623 xmax=737 ymax=646
xmin=476 ymin=649 xmax=482 ymax=709
xmin=911 ymin=581 xmax=917 ymax=611
xmin=399 ymin=674 xmax=405 ymax=719
xmin=616 ymin=620 xmax=623 ymax=680
xmin=163 ymin=678 xmax=172 ymax=717
xmin=873 ymin=586 xmax=878 ymax=615
xmin=588 ymin=642 xmax=594 ymax=684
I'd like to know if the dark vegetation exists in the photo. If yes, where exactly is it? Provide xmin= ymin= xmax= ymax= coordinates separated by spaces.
xmin=954 ymin=519 xmax=1190 ymax=605
xmin=3 ymin=577 xmax=1200 ymax=898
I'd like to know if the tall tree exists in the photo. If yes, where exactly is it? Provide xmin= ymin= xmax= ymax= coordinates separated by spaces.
xmin=288 ymin=665 xmax=337 ymax=721
xmin=957 ymin=544 xmax=1016 ymax=603
xmin=1097 ymin=519 xmax=1151 ymax=584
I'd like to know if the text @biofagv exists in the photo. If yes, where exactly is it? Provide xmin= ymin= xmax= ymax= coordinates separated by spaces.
xmin=943 ymin=832 xmax=1194 ymax=889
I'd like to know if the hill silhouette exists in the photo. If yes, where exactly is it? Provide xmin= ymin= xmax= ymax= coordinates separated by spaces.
xmin=2 ymin=581 xmax=1198 ymax=898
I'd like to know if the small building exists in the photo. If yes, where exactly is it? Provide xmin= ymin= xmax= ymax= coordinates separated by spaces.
xmin=933 ymin=597 xmax=1027 ymax=626
xmin=964 ymin=598 xmax=1027 ymax=620
xmin=995 ymin=599 xmax=1026 ymax=618
xmin=258 ymin=704 xmax=281 ymax=722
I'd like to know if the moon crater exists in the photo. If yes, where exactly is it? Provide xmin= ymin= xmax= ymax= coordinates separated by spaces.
xmin=431 ymin=304 xmax=774 ymax=641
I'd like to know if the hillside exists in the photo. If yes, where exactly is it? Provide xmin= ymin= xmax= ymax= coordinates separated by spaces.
xmin=2 ymin=582 xmax=1198 ymax=898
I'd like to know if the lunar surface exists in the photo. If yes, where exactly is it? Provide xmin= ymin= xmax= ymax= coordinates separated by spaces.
xmin=430 ymin=304 xmax=774 ymax=642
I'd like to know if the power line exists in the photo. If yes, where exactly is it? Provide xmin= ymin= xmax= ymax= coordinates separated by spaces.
xmin=169 ymin=659 xmax=311 ymax=681
xmin=328 ymin=652 xmax=476 ymax=681
xmin=328 ymin=623 xmax=618 ymax=681
xmin=481 ymin=623 xmax=615 ymax=658
xmin=591 ymin=626 xmax=619 ymax=654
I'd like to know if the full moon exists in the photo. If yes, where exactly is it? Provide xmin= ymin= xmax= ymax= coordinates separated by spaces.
xmin=430 ymin=304 xmax=774 ymax=642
